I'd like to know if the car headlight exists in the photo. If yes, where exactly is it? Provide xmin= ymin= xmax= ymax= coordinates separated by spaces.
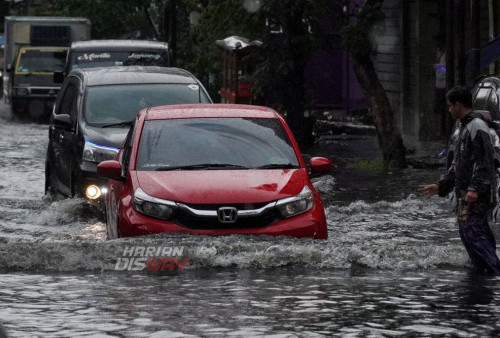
xmin=82 ymin=139 xmax=119 ymax=163
xmin=275 ymin=186 xmax=315 ymax=218
xmin=133 ymin=188 xmax=177 ymax=220
xmin=15 ymin=88 xmax=29 ymax=96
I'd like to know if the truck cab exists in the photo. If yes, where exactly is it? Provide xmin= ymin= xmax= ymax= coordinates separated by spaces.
xmin=3 ymin=16 xmax=91 ymax=121
xmin=10 ymin=46 xmax=68 ymax=120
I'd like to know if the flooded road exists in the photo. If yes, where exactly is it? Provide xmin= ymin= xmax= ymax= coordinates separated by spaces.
xmin=1 ymin=105 xmax=500 ymax=337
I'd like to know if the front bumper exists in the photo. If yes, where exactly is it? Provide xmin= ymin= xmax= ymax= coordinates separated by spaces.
xmin=119 ymin=202 xmax=328 ymax=239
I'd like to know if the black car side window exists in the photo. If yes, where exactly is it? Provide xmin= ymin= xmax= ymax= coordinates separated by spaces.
xmin=68 ymin=81 xmax=80 ymax=122
xmin=57 ymin=79 xmax=78 ymax=119
xmin=121 ymin=121 xmax=137 ymax=175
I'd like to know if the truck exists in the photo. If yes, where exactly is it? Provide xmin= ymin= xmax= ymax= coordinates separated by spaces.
xmin=3 ymin=16 xmax=91 ymax=120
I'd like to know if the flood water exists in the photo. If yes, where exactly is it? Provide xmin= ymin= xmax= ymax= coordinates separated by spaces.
xmin=1 ymin=106 xmax=500 ymax=337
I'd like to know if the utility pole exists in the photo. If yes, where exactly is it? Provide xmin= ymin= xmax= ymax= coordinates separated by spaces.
xmin=470 ymin=0 xmax=481 ymax=84
xmin=455 ymin=0 xmax=466 ymax=86
xmin=164 ymin=0 xmax=177 ymax=66
xmin=445 ymin=0 xmax=455 ymax=137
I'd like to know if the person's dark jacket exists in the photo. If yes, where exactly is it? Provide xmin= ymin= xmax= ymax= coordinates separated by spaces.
xmin=438 ymin=111 xmax=495 ymax=213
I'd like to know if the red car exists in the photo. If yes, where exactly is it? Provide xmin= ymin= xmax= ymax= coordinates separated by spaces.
xmin=97 ymin=104 xmax=331 ymax=239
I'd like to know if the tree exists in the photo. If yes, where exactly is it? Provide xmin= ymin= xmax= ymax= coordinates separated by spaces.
xmin=35 ymin=0 xmax=161 ymax=39
xmin=341 ymin=0 xmax=406 ymax=169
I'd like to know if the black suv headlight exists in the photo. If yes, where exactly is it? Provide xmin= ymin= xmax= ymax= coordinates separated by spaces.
xmin=15 ymin=87 xmax=29 ymax=96
xmin=275 ymin=186 xmax=315 ymax=218
xmin=82 ymin=139 xmax=119 ymax=163
xmin=133 ymin=188 xmax=177 ymax=220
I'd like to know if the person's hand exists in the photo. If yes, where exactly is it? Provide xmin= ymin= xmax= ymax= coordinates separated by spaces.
xmin=418 ymin=184 xmax=439 ymax=198
xmin=465 ymin=190 xmax=478 ymax=204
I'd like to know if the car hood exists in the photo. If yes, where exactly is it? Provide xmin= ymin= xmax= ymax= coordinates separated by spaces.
xmin=83 ymin=125 xmax=129 ymax=148
xmin=135 ymin=169 xmax=310 ymax=204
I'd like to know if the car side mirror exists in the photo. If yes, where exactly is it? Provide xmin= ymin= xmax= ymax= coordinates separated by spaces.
xmin=97 ymin=160 xmax=124 ymax=181
xmin=52 ymin=114 xmax=72 ymax=130
xmin=53 ymin=71 xmax=65 ymax=84
xmin=310 ymin=157 xmax=332 ymax=174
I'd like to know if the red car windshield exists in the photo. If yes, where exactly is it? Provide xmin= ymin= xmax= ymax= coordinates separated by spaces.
xmin=136 ymin=118 xmax=300 ymax=170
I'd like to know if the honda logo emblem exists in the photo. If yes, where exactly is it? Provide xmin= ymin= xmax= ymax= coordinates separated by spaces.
xmin=217 ymin=207 xmax=238 ymax=223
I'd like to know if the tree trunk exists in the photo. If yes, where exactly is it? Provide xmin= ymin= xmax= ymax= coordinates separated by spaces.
xmin=341 ymin=0 xmax=406 ymax=169
xmin=350 ymin=54 xmax=406 ymax=168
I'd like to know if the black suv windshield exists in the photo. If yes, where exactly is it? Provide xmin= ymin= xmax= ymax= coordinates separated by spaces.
xmin=84 ymin=84 xmax=209 ymax=126
xmin=136 ymin=118 xmax=300 ymax=170
xmin=72 ymin=51 xmax=169 ymax=69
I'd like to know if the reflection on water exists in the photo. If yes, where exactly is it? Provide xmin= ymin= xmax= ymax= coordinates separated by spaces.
xmin=1 ymin=269 xmax=500 ymax=337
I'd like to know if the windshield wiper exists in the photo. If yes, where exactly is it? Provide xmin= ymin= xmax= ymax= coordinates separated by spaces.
xmin=155 ymin=163 xmax=249 ymax=171
xmin=101 ymin=120 xmax=134 ymax=128
xmin=254 ymin=163 xmax=300 ymax=169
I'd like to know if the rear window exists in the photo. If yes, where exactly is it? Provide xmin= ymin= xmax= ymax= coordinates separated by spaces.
xmin=71 ymin=51 xmax=169 ymax=70
xmin=84 ymin=83 xmax=210 ymax=126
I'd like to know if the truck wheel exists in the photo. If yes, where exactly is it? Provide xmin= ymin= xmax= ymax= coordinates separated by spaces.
xmin=10 ymin=101 xmax=24 ymax=117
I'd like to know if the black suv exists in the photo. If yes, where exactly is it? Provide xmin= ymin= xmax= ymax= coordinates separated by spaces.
xmin=45 ymin=66 xmax=212 ymax=201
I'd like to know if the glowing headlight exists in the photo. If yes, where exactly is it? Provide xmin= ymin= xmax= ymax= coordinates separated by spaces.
xmin=82 ymin=139 xmax=119 ymax=163
xmin=276 ymin=186 xmax=315 ymax=218
xmin=85 ymin=185 xmax=101 ymax=200
xmin=133 ymin=188 xmax=176 ymax=220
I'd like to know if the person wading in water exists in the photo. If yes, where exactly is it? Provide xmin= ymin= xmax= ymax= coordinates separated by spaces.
xmin=419 ymin=86 xmax=500 ymax=275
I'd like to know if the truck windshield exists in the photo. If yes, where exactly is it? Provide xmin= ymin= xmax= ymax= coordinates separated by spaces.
xmin=84 ymin=83 xmax=210 ymax=126
xmin=72 ymin=51 xmax=169 ymax=69
xmin=16 ymin=50 xmax=67 ymax=73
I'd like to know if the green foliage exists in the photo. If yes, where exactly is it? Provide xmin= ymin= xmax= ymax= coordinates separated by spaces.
xmin=176 ymin=0 xmax=259 ymax=99
xmin=37 ymin=0 xmax=341 ymax=136
xmin=36 ymin=0 xmax=156 ymax=38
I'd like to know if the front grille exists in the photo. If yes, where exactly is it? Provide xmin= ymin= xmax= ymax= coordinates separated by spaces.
xmin=185 ymin=202 xmax=271 ymax=211
xmin=172 ymin=208 xmax=281 ymax=230
xmin=31 ymin=88 xmax=59 ymax=95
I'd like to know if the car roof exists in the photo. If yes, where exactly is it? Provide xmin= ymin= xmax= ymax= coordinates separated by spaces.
xmin=143 ymin=104 xmax=280 ymax=120
xmin=70 ymin=66 xmax=200 ymax=86
xmin=71 ymin=39 xmax=169 ymax=51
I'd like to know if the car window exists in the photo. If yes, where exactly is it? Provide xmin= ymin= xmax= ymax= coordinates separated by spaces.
xmin=121 ymin=121 xmax=137 ymax=175
xmin=55 ymin=78 xmax=79 ymax=121
xmin=136 ymin=118 xmax=300 ymax=170
xmin=84 ymin=84 xmax=210 ymax=126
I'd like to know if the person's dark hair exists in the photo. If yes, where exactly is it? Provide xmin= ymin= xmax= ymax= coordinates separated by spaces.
xmin=446 ymin=86 xmax=472 ymax=108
